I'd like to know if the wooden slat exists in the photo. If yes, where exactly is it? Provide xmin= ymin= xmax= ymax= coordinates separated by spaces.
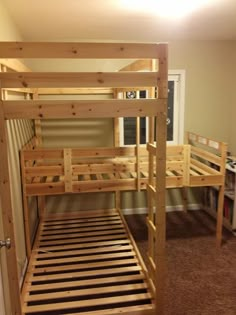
xmin=0 ymin=72 xmax=158 ymax=88
xmin=40 ymin=223 xmax=124 ymax=236
xmin=25 ymin=283 xmax=148 ymax=302
xmin=24 ymin=273 xmax=146 ymax=292
xmin=30 ymin=251 xmax=136 ymax=268
xmin=38 ymin=227 xmax=126 ymax=241
xmin=42 ymin=218 xmax=122 ymax=230
xmin=190 ymin=161 xmax=211 ymax=176
xmin=54 ymin=305 xmax=154 ymax=315
xmin=38 ymin=233 xmax=127 ymax=247
xmin=190 ymin=158 xmax=220 ymax=175
xmin=30 ymin=257 xmax=137 ymax=274
xmin=0 ymin=42 xmax=160 ymax=59
xmin=34 ymin=238 xmax=128 ymax=252
xmin=3 ymin=99 xmax=165 ymax=119
xmin=23 ymin=293 xmax=152 ymax=313
xmin=191 ymin=146 xmax=222 ymax=166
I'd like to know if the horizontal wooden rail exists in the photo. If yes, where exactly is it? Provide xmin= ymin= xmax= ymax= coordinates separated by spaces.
xmin=191 ymin=146 xmax=222 ymax=166
xmin=0 ymin=42 xmax=161 ymax=59
xmin=190 ymin=158 xmax=220 ymax=175
xmin=3 ymin=99 xmax=166 ymax=119
xmin=187 ymin=132 xmax=225 ymax=151
xmin=0 ymin=58 xmax=32 ymax=72
xmin=0 ymin=72 xmax=159 ymax=88
xmin=37 ymin=88 xmax=113 ymax=95
xmin=22 ymin=146 xmax=148 ymax=159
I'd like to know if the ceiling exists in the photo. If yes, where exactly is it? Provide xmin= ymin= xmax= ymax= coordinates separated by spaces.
xmin=2 ymin=0 xmax=236 ymax=41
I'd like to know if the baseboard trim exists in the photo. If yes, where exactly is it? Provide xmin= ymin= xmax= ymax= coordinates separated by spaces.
xmin=122 ymin=203 xmax=201 ymax=215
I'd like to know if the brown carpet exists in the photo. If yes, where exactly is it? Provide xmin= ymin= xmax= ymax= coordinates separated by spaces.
xmin=125 ymin=210 xmax=236 ymax=315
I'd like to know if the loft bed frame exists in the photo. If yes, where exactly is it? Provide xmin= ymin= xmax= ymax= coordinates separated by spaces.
xmin=0 ymin=42 xmax=168 ymax=315
xmin=0 ymin=45 xmax=228 ymax=315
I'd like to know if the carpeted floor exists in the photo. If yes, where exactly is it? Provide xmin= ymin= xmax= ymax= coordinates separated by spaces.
xmin=125 ymin=210 xmax=236 ymax=315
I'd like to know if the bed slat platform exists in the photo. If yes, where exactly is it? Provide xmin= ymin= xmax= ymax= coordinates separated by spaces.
xmin=22 ymin=209 xmax=154 ymax=315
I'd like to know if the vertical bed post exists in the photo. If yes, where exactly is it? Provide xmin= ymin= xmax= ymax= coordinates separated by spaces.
xmin=136 ymin=117 xmax=141 ymax=191
xmin=0 ymin=67 xmax=22 ymax=314
xmin=147 ymin=59 xmax=156 ymax=290
xmin=182 ymin=144 xmax=191 ymax=212
xmin=113 ymin=88 xmax=121 ymax=210
xmin=155 ymin=44 xmax=168 ymax=315
xmin=113 ymin=88 xmax=120 ymax=147
xmin=216 ymin=142 xmax=227 ymax=246
xmin=33 ymin=91 xmax=46 ymax=220
xmin=20 ymin=150 xmax=32 ymax=258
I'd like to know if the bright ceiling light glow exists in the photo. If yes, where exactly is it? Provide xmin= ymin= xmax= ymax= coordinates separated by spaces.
xmin=121 ymin=0 xmax=218 ymax=18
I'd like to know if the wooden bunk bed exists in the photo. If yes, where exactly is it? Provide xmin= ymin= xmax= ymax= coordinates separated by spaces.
xmin=0 ymin=43 xmax=227 ymax=315
xmin=0 ymin=42 xmax=167 ymax=315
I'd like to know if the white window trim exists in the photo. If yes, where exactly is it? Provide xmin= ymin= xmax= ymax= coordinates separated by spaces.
xmin=168 ymin=69 xmax=186 ymax=144
xmin=119 ymin=69 xmax=185 ymax=146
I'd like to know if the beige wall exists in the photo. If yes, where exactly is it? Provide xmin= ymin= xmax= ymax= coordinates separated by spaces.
xmin=169 ymin=40 xmax=233 ymax=144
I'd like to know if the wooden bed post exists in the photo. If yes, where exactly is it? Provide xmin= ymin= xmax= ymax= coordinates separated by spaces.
xmin=0 ymin=68 xmax=22 ymax=314
xmin=155 ymin=44 xmax=168 ymax=315
xmin=113 ymin=88 xmax=121 ymax=211
xmin=136 ymin=117 xmax=141 ymax=191
xmin=216 ymin=142 xmax=227 ymax=246
xmin=182 ymin=144 xmax=191 ymax=212
xmin=20 ymin=150 xmax=32 ymax=258
xmin=113 ymin=88 xmax=120 ymax=147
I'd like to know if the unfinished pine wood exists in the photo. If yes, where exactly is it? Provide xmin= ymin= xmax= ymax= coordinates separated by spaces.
xmin=0 ymin=72 xmax=158 ymax=89
xmin=0 ymin=42 xmax=160 ymax=59
xmin=38 ymin=87 xmax=113 ymax=95
xmin=0 ymin=66 xmax=22 ymax=315
xmin=20 ymin=142 xmax=226 ymax=197
xmin=154 ymin=44 xmax=168 ymax=315
xmin=216 ymin=142 xmax=227 ymax=246
xmin=64 ymin=148 xmax=72 ymax=192
xmin=3 ymin=99 xmax=166 ymax=119
xmin=21 ymin=209 xmax=154 ymax=315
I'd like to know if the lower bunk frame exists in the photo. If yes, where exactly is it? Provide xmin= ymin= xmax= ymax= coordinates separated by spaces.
xmin=21 ymin=208 xmax=155 ymax=315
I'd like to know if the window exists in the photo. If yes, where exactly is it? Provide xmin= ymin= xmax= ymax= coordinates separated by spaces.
xmin=119 ymin=70 xmax=185 ymax=145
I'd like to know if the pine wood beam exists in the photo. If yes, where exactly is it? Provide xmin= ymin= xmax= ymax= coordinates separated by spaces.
xmin=0 ymin=42 xmax=160 ymax=59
